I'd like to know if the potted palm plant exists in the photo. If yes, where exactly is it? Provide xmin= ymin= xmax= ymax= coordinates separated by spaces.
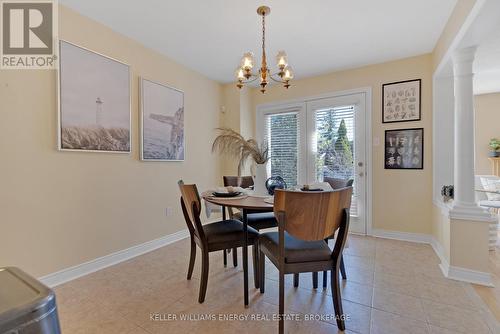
xmin=489 ymin=138 xmax=500 ymax=157
xmin=212 ymin=128 xmax=269 ymax=195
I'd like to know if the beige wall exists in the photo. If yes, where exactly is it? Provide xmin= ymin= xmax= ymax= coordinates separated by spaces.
xmin=0 ymin=6 xmax=222 ymax=277
xmin=248 ymin=54 xmax=434 ymax=234
xmin=432 ymin=205 xmax=451 ymax=262
xmin=432 ymin=0 xmax=477 ymax=70
xmin=219 ymin=86 xmax=255 ymax=177
xmin=474 ymin=93 xmax=500 ymax=175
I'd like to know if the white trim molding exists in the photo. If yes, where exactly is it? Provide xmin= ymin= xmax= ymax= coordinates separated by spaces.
xmin=371 ymin=229 xmax=432 ymax=244
xmin=449 ymin=205 xmax=496 ymax=223
xmin=442 ymin=265 xmax=494 ymax=287
xmin=429 ymin=236 xmax=494 ymax=287
xmin=438 ymin=259 xmax=494 ymax=288
xmin=39 ymin=229 xmax=189 ymax=287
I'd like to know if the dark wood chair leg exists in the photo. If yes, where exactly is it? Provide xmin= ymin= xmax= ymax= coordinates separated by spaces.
xmin=340 ymin=255 xmax=347 ymax=279
xmin=279 ymin=269 xmax=285 ymax=334
xmin=323 ymin=238 xmax=330 ymax=287
xmin=293 ymin=273 xmax=299 ymax=287
xmin=232 ymin=247 xmax=238 ymax=267
xmin=199 ymin=250 xmax=209 ymax=303
xmin=331 ymin=266 xmax=345 ymax=331
xmin=223 ymin=249 xmax=227 ymax=267
xmin=187 ymin=238 xmax=196 ymax=280
xmin=252 ymin=245 xmax=259 ymax=289
xmin=312 ymin=272 xmax=318 ymax=289
xmin=259 ymin=250 xmax=265 ymax=293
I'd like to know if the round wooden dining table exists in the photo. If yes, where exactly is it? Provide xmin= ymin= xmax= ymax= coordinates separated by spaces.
xmin=203 ymin=194 xmax=273 ymax=307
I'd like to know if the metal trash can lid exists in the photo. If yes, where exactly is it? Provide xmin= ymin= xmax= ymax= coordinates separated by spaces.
xmin=0 ymin=267 xmax=56 ymax=329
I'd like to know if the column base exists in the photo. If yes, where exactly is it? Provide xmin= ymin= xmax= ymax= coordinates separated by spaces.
xmin=449 ymin=202 xmax=496 ymax=222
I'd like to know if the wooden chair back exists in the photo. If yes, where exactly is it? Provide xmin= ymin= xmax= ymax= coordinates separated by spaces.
xmin=324 ymin=177 xmax=354 ymax=190
xmin=273 ymin=187 xmax=353 ymax=241
xmin=178 ymin=180 xmax=205 ymax=239
xmin=223 ymin=176 xmax=254 ymax=189
xmin=223 ymin=176 xmax=254 ymax=218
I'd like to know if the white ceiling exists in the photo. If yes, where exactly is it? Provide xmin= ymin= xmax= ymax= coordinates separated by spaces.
xmin=474 ymin=26 xmax=500 ymax=95
xmin=60 ymin=0 xmax=457 ymax=83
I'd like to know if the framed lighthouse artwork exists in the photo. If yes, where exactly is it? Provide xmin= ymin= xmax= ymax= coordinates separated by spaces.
xmin=58 ymin=40 xmax=131 ymax=152
xmin=139 ymin=78 xmax=185 ymax=161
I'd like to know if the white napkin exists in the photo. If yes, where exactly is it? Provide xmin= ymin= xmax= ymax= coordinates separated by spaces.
xmin=304 ymin=182 xmax=334 ymax=191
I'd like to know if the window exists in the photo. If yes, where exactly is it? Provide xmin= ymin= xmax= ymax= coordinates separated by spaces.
xmin=266 ymin=112 xmax=299 ymax=187
xmin=313 ymin=105 xmax=357 ymax=216
xmin=315 ymin=106 xmax=355 ymax=181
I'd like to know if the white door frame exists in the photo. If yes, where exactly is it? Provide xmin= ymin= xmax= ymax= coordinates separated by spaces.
xmin=256 ymin=87 xmax=373 ymax=235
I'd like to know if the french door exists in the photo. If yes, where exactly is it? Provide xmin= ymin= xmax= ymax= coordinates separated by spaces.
xmin=257 ymin=92 xmax=368 ymax=234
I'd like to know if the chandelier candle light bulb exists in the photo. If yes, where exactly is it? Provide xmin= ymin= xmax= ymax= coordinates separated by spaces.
xmin=235 ymin=6 xmax=294 ymax=93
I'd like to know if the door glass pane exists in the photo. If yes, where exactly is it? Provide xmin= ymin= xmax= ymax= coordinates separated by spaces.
xmin=266 ymin=112 xmax=299 ymax=187
xmin=314 ymin=106 xmax=357 ymax=215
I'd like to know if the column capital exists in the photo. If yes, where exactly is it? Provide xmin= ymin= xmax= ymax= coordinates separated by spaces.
xmin=452 ymin=47 xmax=478 ymax=75
xmin=452 ymin=46 xmax=478 ymax=63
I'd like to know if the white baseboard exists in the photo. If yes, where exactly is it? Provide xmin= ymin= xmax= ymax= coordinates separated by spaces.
xmin=429 ymin=236 xmax=494 ymax=287
xmin=440 ymin=263 xmax=494 ymax=287
xmin=371 ymin=228 xmax=432 ymax=244
xmin=39 ymin=229 xmax=189 ymax=288
xmin=371 ymin=229 xmax=494 ymax=287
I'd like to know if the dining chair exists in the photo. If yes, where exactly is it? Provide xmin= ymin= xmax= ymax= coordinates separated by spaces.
xmin=324 ymin=176 xmax=354 ymax=190
xmin=294 ymin=177 xmax=353 ymax=289
xmin=259 ymin=187 xmax=353 ymax=333
xmin=318 ymin=177 xmax=353 ymax=287
xmin=222 ymin=176 xmax=278 ymax=268
xmin=178 ymin=180 xmax=260 ymax=303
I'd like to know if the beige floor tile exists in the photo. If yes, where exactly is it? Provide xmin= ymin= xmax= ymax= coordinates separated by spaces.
xmin=428 ymin=325 xmax=463 ymax=334
xmin=373 ymin=270 xmax=420 ymax=297
xmin=343 ymin=254 xmax=376 ymax=271
xmin=60 ymin=299 xmax=147 ymax=334
xmin=372 ymin=288 xmax=426 ymax=321
xmin=345 ymin=237 xmax=376 ymax=258
xmin=345 ymin=265 xmax=375 ymax=286
xmin=421 ymin=299 xmax=492 ymax=334
xmin=261 ymin=279 xmax=371 ymax=333
xmin=417 ymin=280 xmax=481 ymax=311
xmin=374 ymin=259 xmax=416 ymax=278
xmin=370 ymin=309 xmax=429 ymax=334
xmin=288 ymin=318 xmax=360 ymax=334
xmin=338 ymin=280 xmax=374 ymax=307
xmin=52 ymin=234 xmax=499 ymax=334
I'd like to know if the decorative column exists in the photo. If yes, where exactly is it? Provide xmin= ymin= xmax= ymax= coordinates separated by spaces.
xmin=450 ymin=47 xmax=491 ymax=220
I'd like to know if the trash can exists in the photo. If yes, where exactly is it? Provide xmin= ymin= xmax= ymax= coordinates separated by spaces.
xmin=0 ymin=267 xmax=61 ymax=334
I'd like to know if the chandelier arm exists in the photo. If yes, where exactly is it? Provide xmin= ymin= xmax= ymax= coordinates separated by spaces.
xmin=269 ymin=73 xmax=286 ymax=83
xmin=241 ymin=76 xmax=261 ymax=84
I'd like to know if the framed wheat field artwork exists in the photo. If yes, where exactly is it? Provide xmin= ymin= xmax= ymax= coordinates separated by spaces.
xmin=140 ymin=78 xmax=184 ymax=161
xmin=385 ymin=128 xmax=424 ymax=170
xmin=382 ymin=79 xmax=421 ymax=123
xmin=58 ymin=40 xmax=131 ymax=152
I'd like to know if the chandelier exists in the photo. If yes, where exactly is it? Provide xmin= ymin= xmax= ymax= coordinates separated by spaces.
xmin=235 ymin=6 xmax=294 ymax=93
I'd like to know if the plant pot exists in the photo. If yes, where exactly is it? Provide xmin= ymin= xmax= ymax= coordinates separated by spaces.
xmin=489 ymin=151 xmax=500 ymax=157
xmin=253 ymin=162 xmax=269 ymax=196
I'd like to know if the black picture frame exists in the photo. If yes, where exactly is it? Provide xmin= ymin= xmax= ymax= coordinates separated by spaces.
xmin=385 ymin=128 xmax=424 ymax=170
xmin=382 ymin=79 xmax=421 ymax=123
